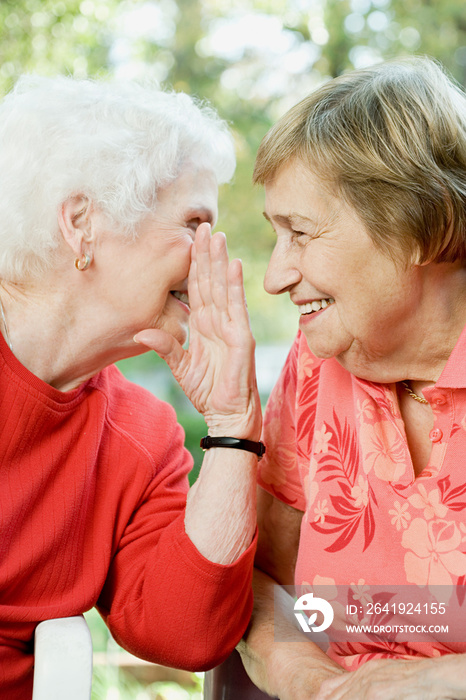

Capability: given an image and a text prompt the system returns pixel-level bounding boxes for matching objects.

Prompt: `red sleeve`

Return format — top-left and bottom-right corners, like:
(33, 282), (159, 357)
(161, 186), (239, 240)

(258, 333), (307, 511)
(97, 415), (257, 671)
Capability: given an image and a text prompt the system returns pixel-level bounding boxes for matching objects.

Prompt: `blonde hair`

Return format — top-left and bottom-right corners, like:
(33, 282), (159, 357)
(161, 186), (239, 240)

(254, 57), (466, 264)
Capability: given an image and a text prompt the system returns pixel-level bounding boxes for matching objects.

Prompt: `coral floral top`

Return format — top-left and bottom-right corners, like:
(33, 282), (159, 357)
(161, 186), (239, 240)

(258, 328), (466, 669)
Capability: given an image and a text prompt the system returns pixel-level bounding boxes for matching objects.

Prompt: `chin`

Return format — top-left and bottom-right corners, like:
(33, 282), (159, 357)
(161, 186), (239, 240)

(304, 337), (351, 362)
(303, 338), (338, 360)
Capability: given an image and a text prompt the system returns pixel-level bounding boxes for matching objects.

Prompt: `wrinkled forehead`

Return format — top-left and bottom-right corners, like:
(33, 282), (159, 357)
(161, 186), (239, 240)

(159, 167), (219, 225)
(263, 158), (340, 221)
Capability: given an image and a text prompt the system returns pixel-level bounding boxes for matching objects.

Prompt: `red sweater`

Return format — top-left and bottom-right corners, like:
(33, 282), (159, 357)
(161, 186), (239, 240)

(0, 334), (256, 698)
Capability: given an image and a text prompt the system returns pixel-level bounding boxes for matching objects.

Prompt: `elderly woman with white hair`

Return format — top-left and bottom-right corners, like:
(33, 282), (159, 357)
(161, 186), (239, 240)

(0, 76), (262, 698)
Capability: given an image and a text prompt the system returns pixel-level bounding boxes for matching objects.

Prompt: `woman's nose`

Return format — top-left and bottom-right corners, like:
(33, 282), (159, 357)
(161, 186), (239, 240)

(264, 243), (301, 295)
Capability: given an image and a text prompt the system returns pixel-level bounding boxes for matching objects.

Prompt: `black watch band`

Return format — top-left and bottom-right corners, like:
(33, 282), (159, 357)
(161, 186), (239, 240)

(200, 436), (266, 460)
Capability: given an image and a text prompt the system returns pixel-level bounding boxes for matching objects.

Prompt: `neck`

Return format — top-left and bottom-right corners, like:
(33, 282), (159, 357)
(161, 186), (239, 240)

(338, 261), (466, 384)
(0, 277), (146, 392)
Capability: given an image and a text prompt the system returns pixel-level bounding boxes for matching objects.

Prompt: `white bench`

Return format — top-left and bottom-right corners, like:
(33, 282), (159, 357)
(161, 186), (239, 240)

(33, 616), (93, 700)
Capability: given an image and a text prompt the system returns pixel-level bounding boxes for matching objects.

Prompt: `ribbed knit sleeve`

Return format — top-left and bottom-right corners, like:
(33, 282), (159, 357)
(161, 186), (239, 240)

(96, 412), (257, 670)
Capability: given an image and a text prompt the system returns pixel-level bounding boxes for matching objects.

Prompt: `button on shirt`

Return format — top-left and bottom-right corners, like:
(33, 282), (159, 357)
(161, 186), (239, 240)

(429, 428), (443, 442)
(258, 327), (466, 670)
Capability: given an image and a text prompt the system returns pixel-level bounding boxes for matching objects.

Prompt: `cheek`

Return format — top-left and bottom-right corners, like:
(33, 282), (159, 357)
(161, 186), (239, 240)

(171, 238), (193, 273)
(154, 240), (192, 286)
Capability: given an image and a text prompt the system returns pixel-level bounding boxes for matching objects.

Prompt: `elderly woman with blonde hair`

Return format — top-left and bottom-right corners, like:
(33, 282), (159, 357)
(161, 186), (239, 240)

(0, 75), (262, 698)
(238, 57), (466, 699)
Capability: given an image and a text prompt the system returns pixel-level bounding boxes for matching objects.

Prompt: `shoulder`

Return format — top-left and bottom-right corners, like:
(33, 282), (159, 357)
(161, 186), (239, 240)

(94, 364), (178, 430)
(259, 333), (324, 508)
(291, 332), (353, 400)
(271, 332), (325, 405)
(90, 364), (190, 473)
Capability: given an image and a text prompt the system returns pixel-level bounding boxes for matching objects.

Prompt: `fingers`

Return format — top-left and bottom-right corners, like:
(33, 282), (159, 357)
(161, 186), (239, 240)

(228, 257), (253, 334)
(191, 223), (213, 309)
(192, 224), (229, 311)
(190, 223), (250, 331)
(187, 224), (207, 312)
(210, 232), (229, 313)
(133, 328), (185, 374)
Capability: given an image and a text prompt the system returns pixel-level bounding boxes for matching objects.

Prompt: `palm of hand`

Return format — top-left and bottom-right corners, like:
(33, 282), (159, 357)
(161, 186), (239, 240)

(134, 224), (260, 437)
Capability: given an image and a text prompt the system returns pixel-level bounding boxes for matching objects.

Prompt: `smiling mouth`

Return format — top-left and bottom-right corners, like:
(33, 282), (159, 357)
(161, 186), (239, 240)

(298, 298), (335, 315)
(171, 291), (190, 307)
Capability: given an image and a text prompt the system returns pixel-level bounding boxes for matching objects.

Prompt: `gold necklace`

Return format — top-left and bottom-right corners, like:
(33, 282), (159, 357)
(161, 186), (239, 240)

(400, 381), (428, 405)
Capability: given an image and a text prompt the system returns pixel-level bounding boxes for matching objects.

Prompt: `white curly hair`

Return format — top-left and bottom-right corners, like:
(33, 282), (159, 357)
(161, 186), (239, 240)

(0, 74), (236, 280)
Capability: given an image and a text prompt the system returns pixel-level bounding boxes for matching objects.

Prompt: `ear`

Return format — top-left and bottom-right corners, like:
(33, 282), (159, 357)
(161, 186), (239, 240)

(58, 195), (94, 258)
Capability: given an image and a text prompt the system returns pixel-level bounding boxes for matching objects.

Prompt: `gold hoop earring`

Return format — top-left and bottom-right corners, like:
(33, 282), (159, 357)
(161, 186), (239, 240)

(74, 253), (91, 271)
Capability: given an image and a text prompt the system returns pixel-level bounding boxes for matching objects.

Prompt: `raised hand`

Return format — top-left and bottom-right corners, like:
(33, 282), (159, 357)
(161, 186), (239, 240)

(134, 223), (261, 440)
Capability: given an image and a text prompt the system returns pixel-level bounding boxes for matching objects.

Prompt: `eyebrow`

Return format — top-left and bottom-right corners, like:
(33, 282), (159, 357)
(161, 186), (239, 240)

(263, 211), (319, 228)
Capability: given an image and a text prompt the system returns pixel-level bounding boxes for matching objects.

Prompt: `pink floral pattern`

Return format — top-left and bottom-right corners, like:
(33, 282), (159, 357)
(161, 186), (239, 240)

(408, 485), (448, 520)
(388, 500), (411, 530)
(460, 412), (466, 432)
(351, 476), (369, 508)
(297, 347), (316, 382)
(359, 419), (406, 481)
(314, 424), (333, 454)
(309, 408), (378, 553)
(356, 398), (375, 425)
(258, 330), (466, 663)
(313, 499), (329, 524)
(402, 519), (466, 600)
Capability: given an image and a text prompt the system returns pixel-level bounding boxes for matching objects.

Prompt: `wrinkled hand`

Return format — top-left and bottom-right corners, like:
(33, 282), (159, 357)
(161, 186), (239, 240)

(134, 223), (261, 438)
(263, 650), (345, 700)
(315, 654), (466, 700)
